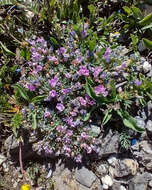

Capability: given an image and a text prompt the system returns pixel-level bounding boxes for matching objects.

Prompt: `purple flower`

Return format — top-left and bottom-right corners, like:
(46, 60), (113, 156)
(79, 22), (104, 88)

(49, 75), (59, 88)
(75, 154), (82, 163)
(63, 116), (74, 127)
(70, 111), (77, 117)
(81, 29), (87, 38)
(121, 62), (127, 69)
(134, 79), (142, 86)
(104, 47), (111, 62)
(26, 84), (36, 91)
(65, 73), (72, 79)
(32, 52), (42, 62)
(79, 97), (87, 106)
(93, 67), (102, 78)
(49, 90), (57, 97)
(78, 66), (89, 76)
(81, 132), (88, 139)
(59, 47), (67, 54)
(61, 88), (71, 95)
(30, 47), (36, 53)
(67, 130), (73, 136)
(44, 111), (51, 118)
(86, 146), (92, 154)
(48, 56), (58, 62)
(94, 85), (108, 97)
(32, 65), (42, 74)
(80, 109), (87, 115)
(56, 103), (65, 112)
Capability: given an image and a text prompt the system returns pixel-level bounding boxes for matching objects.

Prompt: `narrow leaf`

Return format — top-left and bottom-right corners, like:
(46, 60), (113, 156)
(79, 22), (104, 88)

(0, 41), (15, 56)
(139, 12), (152, 26)
(32, 112), (37, 129)
(13, 84), (29, 101)
(143, 38), (152, 50)
(31, 95), (47, 103)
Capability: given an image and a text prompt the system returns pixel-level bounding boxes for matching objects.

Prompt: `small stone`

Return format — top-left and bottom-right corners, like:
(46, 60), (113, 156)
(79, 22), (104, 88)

(146, 120), (152, 136)
(109, 166), (115, 177)
(149, 180), (152, 187)
(107, 156), (117, 167)
(129, 182), (147, 190)
(140, 141), (152, 154)
(0, 154), (6, 165)
(99, 131), (119, 157)
(96, 164), (108, 176)
(101, 175), (113, 189)
(75, 167), (96, 188)
(123, 159), (138, 175)
(90, 125), (101, 137)
(120, 185), (126, 190)
(114, 159), (138, 178)
(102, 184), (108, 189)
(138, 41), (146, 52)
(13, 181), (18, 188)
(135, 116), (145, 129)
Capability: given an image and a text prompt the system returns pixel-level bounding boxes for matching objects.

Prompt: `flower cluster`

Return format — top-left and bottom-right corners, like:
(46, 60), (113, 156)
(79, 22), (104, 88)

(18, 24), (151, 162)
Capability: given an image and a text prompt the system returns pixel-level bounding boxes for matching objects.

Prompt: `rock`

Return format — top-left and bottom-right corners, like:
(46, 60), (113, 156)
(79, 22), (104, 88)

(120, 186), (127, 190)
(99, 130), (119, 157)
(138, 41), (146, 52)
(90, 125), (101, 137)
(107, 156), (117, 167)
(114, 159), (138, 178)
(149, 180), (152, 187)
(146, 120), (152, 137)
(101, 175), (113, 189)
(96, 163), (108, 176)
(129, 172), (152, 190)
(143, 61), (152, 73)
(129, 182), (147, 190)
(75, 167), (96, 188)
(141, 155), (152, 170)
(112, 182), (121, 190)
(135, 116), (145, 129)
(0, 154), (6, 165)
(140, 141), (152, 154)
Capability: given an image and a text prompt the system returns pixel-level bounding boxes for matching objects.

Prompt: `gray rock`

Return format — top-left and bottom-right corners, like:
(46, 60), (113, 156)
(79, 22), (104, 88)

(138, 41), (146, 52)
(112, 182), (121, 190)
(98, 130), (119, 157)
(146, 120), (152, 137)
(90, 125), (101, 137)
(135, 116), (145, 129)
(75, 167), (96, 188)
(101, 175), (113, 189)
(96, 164), (108, 176)
(0, 154), (6, 165)
(149, 180), (152, 187)
(129, 182), (147, 190)
(140, 141), (152, 154)
(114, 159), (138, 178)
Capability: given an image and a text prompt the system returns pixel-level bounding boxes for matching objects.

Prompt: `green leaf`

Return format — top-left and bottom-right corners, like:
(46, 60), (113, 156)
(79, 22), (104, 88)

(50, 37), (59, 47)
(12, 84), (29, 102)
(117, 110), (145, 133)
(102, 109), (112, 126)
(85, 78), (108, 104)
(0, 41), (15, 56)
(83, 107), (95, 121)
(32, 112), (37, 129)
(139, 12), (152, 26)
(31, 95), (47, 103)
(141, 23), (152, 30)
(109, 79), (117, 101)
(50, 0), (56, 7)
(123, 6), (132, 15)
(88, 39), (96, 52)
(143, 38), (152, 50)
(132, 6), (142, 19)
